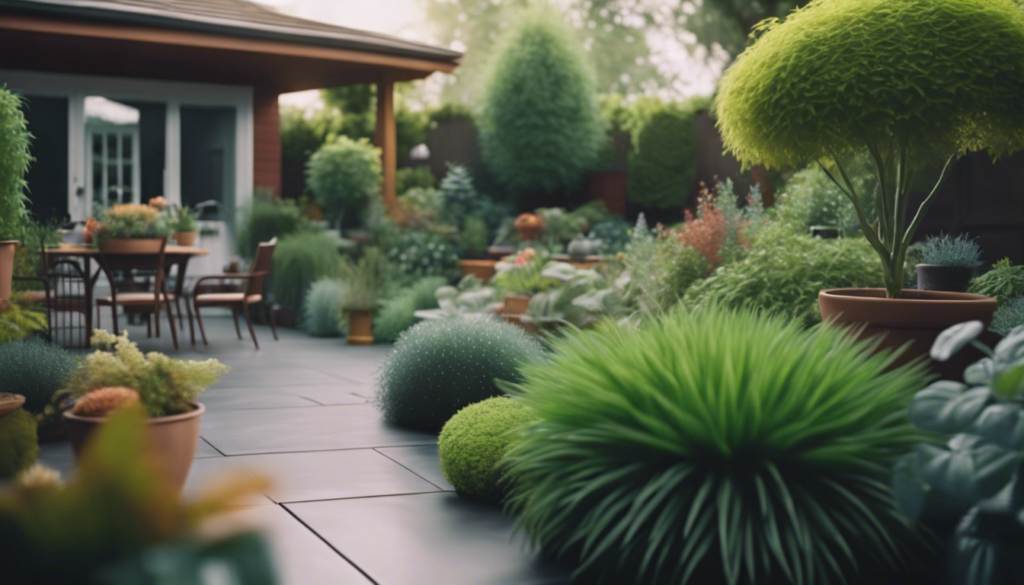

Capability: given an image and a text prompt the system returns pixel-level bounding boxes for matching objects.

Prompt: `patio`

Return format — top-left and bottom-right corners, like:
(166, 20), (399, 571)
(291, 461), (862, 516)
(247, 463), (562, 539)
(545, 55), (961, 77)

(37, 315), (571, 585)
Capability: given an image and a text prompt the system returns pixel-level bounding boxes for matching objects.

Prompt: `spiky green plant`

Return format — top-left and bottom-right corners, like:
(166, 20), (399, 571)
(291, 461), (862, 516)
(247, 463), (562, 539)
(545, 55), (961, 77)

(715, 0), (1024, 298)
(504, 306), (931, 585)
(919, 234), (982, 267)
(968, 258), (1024, 305)
(373, 318), (544, 433)
(0, 338), (76, 414)
(438, 397), (538, 503)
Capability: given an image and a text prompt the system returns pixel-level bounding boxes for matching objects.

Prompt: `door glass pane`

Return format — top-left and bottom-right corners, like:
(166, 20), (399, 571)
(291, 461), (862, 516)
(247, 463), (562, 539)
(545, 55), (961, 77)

(107, 134), (118, 161)
(84, 96), (163, 212)
(122, 135), (132, 160)
(93, 133), (103, 157)
(180, 105), (236, 222)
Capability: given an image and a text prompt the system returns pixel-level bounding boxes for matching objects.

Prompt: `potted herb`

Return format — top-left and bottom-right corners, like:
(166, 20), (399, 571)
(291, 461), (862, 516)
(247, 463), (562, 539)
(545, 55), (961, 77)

(917, 234), (982, 293)
(95, 204), (172, 253)
(60, 330), (228, 492)
(338, 247), (388, 345)
(0, 88), (32, 305)
(715, 0), (1024, 367)
(171, 205), (198, 247)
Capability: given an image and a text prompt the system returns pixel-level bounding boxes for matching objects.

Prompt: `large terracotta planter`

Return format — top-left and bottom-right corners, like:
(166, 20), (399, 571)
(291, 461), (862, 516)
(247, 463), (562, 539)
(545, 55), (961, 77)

(0, 240), (17, 304)
(819, 288), (997, 377)
(174, 231), (198, 247)
(99, 238), (164, 254)
(347, 309), (374, 345)
(460, 259), (498, 281)
(64, 402), (205, 493)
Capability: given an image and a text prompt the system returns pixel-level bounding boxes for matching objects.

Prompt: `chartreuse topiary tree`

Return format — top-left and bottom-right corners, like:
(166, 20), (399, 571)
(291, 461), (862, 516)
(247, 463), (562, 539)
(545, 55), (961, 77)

(504, 305), (932, 585)
(306, 136), (381, 225)
(479, 7), (604, 201)
(438, 397), (538, 503)
(715, 0), (1024, 298)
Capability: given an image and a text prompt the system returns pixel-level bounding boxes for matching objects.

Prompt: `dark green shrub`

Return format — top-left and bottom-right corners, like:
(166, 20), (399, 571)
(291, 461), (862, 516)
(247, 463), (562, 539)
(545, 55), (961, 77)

(588, 217), (630, 254)
(504, 306), (930, 585)
(0, 87), (31, 240)
(384, 230), (459, 286)
(627, 99), (708, 209)
(374, 276), (447, 343)
(396, 165), (437, 195)
(772, 163), (875, 236)
(715, 0), (1024, 298)
(969, 258), (1024, 305)
(302, 278), (346, 337)
(0, 409), (37, 479)
(479, 8), (604, 199)
(439, 165), (479, 226)
(0, 339), (75, 414)
(236, 197), (306, 259)
(459, 217), (489, 259)
(269, 231), (340, 315)
(683, 227), (881, 326)
(438, 397), (538, 503)
(373, 318), (544, 433)
(306, 136), (382, 224)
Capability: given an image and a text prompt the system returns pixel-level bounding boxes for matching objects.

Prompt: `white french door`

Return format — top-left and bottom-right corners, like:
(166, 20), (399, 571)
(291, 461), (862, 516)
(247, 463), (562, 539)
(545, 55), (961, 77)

(86, 127), (141, 208)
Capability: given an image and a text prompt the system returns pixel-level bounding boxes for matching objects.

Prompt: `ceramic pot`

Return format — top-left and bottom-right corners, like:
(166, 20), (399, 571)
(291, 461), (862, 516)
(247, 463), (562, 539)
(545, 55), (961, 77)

(64, 402), (205, 493)
(504, 294), (532, 315)
(174, 231), (198, 247)
(0, 393), (25, 416)
(347, 309), (374, 345)
(0, 240), (16, 304)
(460, 259), (498, 281)
(916, 265), (974, 293)
(99, 238), (164, 254)
(819, 288), (997, 377)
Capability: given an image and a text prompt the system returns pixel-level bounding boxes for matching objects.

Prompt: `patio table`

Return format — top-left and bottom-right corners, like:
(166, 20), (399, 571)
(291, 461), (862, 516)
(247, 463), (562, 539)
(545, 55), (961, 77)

(46, 243), (209, 343)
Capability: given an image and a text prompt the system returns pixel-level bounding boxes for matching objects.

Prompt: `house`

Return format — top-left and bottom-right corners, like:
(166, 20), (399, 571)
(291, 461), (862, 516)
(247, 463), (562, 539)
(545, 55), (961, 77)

(0, 0), (460, 267)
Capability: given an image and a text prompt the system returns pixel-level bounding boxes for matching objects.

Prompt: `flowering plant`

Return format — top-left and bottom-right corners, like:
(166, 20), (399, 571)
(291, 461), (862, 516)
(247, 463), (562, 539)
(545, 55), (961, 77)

(61, 330), (229, 417)
(95, 204), (171, 242)
(492, 248), (557, 295)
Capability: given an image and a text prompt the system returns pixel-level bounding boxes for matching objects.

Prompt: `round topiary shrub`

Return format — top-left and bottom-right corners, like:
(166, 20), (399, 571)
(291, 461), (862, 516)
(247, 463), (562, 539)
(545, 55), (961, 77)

(373, 318), (544, 433)
(504, 306), (931, 585)
(303, 278), (347, 337)
(479, 7), (604, 200)
(0, 409), (38, 479)
(0, 338), (76, 414)
(438, 397), (538, 503)
(306, 136), (382, 224)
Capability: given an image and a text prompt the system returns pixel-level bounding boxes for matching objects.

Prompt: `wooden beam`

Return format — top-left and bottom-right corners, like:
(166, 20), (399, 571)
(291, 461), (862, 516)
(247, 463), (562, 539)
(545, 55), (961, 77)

(376, 78), (399, 219)
(253, 87), (282, 197)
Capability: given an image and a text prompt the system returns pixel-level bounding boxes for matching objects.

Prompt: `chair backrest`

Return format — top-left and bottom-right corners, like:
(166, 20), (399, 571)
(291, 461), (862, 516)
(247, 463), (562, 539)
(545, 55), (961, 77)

(246, 238), (277, 297)
(96, 238), (169, 303)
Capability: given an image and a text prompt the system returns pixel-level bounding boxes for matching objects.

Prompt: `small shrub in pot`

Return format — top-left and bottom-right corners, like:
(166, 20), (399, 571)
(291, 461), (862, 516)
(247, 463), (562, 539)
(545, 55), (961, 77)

(916, 234), (982, 293)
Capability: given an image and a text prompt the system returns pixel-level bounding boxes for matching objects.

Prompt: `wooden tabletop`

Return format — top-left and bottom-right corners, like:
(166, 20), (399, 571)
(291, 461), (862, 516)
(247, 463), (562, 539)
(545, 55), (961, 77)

(48, 243), (210, 256)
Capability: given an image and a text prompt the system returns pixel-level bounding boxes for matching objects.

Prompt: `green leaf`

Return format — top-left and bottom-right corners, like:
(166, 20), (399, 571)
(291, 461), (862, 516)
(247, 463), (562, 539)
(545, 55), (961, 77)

(974, 403), (1024, 450)
(931, 321), (985, 362)
(916, 437), (1017, 506)
(993, 363), (1024, 398)
(909, 382), (990, 433)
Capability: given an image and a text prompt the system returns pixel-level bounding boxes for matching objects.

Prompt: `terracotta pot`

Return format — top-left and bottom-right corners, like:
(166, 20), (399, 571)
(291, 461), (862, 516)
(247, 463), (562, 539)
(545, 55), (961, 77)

(174, 231), (198, 247)
(0, 240), (16, 304)
(819, 288), (997, 377)
(504, 294), (532, 315)
(586, 170), (627, 217)
(0, 393), (25, 417)
(64, 402), (205, 493)
(99, 238), (165, 254)
(347, 309), (374, 345)
(516, 225), (544, 242)
(460, 259), (498, 281)
(916, 265), (974, 293)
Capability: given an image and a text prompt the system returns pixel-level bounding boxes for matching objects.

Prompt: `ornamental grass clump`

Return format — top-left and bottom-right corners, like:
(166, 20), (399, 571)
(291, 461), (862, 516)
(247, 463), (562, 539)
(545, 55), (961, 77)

(438, 397), (538, 503)
(920, 234), (982, 268)
(373, 319), (544, 433)
(63, 330), (228, 417)
(504, 306), (931, 585)
(715, 0), (1024, 298)
(302, 278), (347, 337)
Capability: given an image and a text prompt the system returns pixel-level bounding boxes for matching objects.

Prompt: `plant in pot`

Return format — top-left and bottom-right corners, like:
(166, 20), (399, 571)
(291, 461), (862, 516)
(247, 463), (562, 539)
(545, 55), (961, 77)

(94, 204), (172, 253)
(170, 205), (198, 247)
(0, 88), (32, 305)
(491, 248), (555, 315)
(338, 247), (388, 345)
(916, 234), (982, 293)
(59, 329), (228, 492)
(715, 0), (1024, 369)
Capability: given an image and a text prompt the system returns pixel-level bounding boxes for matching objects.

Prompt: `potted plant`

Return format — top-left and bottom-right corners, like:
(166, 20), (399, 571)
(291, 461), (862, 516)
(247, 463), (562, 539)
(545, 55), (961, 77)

(916, 234), (982, 293)
(338, 247), (388, 345)
(171, 205), (198, 246)
(566, 234), (603, 263)
(0, 88), (32, 305)
(59, 330), (229, 492)
(513, 213), (544, 242)
(94, 203), (172, 253)
(492, 248), (553, 314)
(715, 0), (1024, 367)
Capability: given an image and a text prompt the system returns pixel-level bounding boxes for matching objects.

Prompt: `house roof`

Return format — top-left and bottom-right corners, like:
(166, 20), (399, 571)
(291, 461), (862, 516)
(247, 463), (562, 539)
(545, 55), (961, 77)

(0, 0), (461, 64)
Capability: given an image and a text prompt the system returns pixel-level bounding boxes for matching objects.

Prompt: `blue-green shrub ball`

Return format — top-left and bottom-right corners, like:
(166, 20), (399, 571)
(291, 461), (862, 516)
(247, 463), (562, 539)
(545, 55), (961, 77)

(439, 397), (538, 503)
(0, 339), (76, 413)
(373, 318), (544, 433)
(0, 409), (38, 479)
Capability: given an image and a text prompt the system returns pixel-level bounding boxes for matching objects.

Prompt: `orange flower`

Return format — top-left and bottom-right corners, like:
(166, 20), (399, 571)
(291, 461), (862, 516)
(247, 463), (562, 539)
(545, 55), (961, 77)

(148, 196), (167, 209)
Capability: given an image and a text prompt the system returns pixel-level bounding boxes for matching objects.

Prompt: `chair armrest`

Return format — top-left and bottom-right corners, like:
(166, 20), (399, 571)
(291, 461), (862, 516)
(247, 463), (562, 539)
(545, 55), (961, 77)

(193, 272), (269, 294)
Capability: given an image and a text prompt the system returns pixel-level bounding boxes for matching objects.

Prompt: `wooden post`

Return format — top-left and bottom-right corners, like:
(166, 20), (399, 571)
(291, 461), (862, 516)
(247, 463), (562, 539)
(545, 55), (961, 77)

(375, 78), (398, 218)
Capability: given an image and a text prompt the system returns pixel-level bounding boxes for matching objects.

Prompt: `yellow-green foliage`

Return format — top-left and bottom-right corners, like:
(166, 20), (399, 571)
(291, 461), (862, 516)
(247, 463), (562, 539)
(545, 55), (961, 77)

(63, 330), (229, 417)
(438, 397), (538, 503)
(627, 98), (709, 209)
(0, 409), (37, 479)
(0, 87), (31, 239)
(969, 258), (1024, 305)
(716, 0), (1024, 170)
(0, 296), (47, 344)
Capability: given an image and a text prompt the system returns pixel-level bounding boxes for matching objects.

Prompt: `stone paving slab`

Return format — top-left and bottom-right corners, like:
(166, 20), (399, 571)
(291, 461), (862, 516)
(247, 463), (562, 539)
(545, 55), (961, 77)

(376, 445), (455, 491)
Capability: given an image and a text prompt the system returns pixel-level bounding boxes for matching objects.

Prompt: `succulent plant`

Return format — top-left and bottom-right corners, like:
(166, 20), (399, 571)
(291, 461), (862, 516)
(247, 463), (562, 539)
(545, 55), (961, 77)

(72, 387), (141, 418)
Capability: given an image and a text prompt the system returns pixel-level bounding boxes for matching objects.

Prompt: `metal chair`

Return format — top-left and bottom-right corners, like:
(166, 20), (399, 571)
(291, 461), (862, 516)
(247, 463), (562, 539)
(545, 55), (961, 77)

(192, 238), (277, 349)
(13, 238), (92, 347)
(95, 238), (179, 350)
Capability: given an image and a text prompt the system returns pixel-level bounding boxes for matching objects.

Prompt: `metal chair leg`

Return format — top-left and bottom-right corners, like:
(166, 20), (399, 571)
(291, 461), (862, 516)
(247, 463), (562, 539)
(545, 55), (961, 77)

(232, 309), (242, 340)
(242, 302), (259, 350)
(163, 284), (178, 350)
(194, 301), (209, 346)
